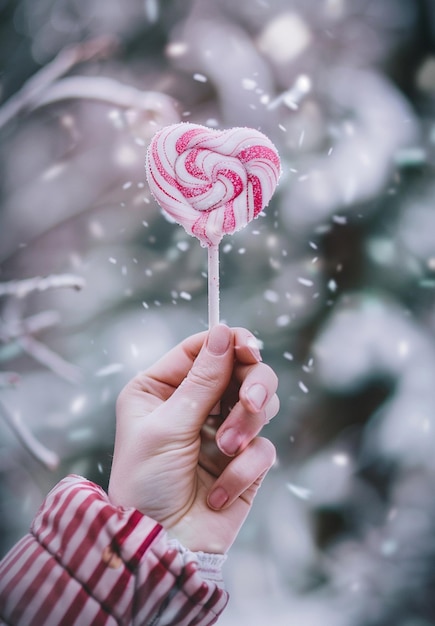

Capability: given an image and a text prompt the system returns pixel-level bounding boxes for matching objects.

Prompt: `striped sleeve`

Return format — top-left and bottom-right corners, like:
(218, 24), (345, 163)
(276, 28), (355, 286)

(0, 475), (229, 626)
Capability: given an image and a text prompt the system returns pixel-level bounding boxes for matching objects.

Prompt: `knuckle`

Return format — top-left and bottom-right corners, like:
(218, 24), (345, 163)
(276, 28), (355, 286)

(185, 362), (220, 391)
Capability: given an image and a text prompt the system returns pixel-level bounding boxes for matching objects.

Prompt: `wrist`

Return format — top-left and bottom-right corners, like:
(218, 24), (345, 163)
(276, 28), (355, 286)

(166, 518), (229, 555)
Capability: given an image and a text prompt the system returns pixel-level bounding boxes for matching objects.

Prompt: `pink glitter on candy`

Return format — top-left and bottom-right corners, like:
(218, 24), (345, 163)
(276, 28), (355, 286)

(223, 202), (236, 232)
(249, 174), (263, 217)
(238, 145), (281, 170)
(218, 168), (243, 200)
(175, 128), (204, 155)
(184, 148), (208, 181)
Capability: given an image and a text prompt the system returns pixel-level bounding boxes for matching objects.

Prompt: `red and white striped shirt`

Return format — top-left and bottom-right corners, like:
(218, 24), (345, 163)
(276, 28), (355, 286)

(0, 475), (228, 625)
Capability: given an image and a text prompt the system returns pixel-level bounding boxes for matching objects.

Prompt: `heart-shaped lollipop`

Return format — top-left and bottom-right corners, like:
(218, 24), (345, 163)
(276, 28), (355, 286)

(146, 123), (281, 247)
(145, 122), (281, 327)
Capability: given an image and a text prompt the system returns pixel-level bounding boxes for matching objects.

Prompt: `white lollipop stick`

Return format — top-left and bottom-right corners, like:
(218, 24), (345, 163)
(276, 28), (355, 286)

(208, 243), (221, 415)
(208, 244), (220, 328)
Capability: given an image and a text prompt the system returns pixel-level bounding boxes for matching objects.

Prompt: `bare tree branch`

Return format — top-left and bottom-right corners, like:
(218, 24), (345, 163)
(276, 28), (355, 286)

(0, 35), (119, 130)
(0, 311), (60, 343)
(31, 76), (180, 122)
(0, 274), (85, 298)
(0, 399), (60, 471)
(17, 335), (82, 384)
(0, 275), (84, 382)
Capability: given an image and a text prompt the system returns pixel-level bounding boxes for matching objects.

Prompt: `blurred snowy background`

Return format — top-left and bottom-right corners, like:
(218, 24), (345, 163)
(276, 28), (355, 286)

(1, 0), (435, 624)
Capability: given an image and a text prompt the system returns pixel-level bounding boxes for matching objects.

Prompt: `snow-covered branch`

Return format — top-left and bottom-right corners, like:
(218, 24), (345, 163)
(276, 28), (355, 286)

(0, 274), (85, 298)
(0, 400), (60, 471)
(0, 35), (119, 130)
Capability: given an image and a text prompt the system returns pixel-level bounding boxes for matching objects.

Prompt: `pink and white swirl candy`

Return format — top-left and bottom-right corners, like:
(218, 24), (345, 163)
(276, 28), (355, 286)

(145, 123), (281, 247)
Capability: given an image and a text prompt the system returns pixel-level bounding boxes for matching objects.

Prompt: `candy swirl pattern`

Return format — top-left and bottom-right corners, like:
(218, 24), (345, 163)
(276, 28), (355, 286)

(145, 123), (281, 247)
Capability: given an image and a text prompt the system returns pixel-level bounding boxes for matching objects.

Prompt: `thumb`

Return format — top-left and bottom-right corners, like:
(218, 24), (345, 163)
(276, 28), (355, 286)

(164, 324), (234, 431)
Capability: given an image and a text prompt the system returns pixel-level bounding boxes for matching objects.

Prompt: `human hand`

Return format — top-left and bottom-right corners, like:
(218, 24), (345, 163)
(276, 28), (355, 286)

(108, 324), (279, 554)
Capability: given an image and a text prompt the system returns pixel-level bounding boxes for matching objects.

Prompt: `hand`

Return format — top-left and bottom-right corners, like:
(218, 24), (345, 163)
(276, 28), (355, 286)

(108, 324), (279, 554)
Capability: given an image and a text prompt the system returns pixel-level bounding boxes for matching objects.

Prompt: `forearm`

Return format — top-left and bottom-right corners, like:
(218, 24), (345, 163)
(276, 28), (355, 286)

(0, 475), (228, 626)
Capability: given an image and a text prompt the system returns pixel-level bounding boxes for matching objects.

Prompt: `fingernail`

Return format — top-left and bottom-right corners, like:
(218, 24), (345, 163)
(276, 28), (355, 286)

(218, 428), (242, 456)
(246, 383), (267, 411)
(208, 486), (229, 510)
(246, 335), (262, 361)
(207, 324), (231, 355)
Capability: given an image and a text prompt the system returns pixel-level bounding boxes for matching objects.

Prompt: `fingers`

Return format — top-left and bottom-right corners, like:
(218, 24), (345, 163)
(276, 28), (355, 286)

(233, 327), (263, 363)
(161, 324), (235, 431)
(203, 329), (279, 510)
(216, 360), (279, 456)
(119, 325), (279, 447)
(124, 327), (257, 403)
(207, 437), (276, 510)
